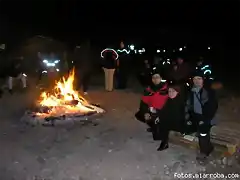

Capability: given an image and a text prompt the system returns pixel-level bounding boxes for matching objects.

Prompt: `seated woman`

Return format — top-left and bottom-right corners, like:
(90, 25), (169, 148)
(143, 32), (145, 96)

(156, 83), (185, 151)
(135, 70), (168, 136)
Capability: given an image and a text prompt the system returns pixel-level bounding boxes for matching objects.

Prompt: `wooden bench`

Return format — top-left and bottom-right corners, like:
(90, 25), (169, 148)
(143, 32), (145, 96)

(169, 125), (240, 156)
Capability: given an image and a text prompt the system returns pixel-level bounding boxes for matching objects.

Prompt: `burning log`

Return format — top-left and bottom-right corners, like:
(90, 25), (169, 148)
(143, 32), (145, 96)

(21, 69), (105, 127)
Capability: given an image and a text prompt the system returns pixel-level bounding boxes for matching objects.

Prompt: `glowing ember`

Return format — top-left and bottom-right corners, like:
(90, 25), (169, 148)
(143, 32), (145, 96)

(37, 69), (104, 117)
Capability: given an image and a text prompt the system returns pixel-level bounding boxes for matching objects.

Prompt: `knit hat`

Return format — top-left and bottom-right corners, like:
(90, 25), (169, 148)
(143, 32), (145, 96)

(192, 70), (204, 78)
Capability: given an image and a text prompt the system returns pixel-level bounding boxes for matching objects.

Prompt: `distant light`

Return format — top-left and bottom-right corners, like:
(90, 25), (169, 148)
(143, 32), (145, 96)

(163, 49), (166, 52)
(72, 61), (74, 63)
(157, 49), (160, 53)
(56, 68), (59, 72)
(134, 50), (137, 54)
(23, 73), (27, 77)
(184, 46), (186, 48)
(179, 48), (183, 51)
(208, 47), (211, 50)
(43, 59), (48, 63)
(142, 48), (145, 52)
(138, 50), (142, 53)
(54, 60), (60, 63)
(173, 50), (175, 52)
(129, 45), (135, 50)
(167, 58), (170, 61)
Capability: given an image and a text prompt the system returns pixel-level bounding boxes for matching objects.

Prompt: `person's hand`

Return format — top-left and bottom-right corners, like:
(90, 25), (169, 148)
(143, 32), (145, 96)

(144, 113), (151, 121)
(155, 117), (160, 124)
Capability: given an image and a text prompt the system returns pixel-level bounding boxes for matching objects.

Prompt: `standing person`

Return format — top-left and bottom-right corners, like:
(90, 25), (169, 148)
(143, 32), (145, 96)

(8, 56), (27, 94)
(175, 57), (191, 82)
(156, 83), (185, 151)
(185, 70), (218, 162)
(101, 47), (118, 92)
(116, 41), (129, 89)
(36, 52), (44, 85)
(135, 70), (168, 134)
(138, 59), (152, 87)
(75, 40), (92, 95)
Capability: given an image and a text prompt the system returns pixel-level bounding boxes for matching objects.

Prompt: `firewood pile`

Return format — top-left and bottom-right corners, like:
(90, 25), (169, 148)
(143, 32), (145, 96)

(21, 104), (104, 127)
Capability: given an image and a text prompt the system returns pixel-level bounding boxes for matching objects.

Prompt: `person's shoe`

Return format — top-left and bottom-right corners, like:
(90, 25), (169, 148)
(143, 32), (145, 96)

(8, 89), (13, 94)
(157, 142), (169, 151)
(83, 92), (88, 95)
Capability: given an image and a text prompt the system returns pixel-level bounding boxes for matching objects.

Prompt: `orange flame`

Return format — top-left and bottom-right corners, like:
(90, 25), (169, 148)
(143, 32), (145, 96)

(38, 69), (104, 116)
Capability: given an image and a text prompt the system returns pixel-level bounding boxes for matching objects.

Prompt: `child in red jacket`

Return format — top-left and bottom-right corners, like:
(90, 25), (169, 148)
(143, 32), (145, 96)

(135, 70), (168, 139)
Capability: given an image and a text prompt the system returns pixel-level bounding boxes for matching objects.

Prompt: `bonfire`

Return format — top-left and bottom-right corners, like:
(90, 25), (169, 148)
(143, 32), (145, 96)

(31, 69), (104, 123)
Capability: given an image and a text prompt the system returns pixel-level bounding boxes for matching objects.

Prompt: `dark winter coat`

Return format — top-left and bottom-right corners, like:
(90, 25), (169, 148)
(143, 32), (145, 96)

(102, 49), (117, 69)
(8, 59), (24, 77)
(175, 62), (191, 81)
(185, 87), (218, 134)
(117, 49), (129, 71)
(157, 94), (185, 133)
(75, 41), (91, 73)
(140, 82), (168, 114)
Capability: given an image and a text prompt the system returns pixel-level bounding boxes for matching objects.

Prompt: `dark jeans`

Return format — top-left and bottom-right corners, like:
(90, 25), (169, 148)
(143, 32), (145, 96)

(198, 130), (213, 155)
(116, 69), (128, 89)
(79, 72), (91, 92)
(135, 111), (162, 140)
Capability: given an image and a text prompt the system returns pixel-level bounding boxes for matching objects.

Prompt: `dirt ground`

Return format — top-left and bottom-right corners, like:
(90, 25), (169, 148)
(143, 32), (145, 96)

(0, 78), (240, 180)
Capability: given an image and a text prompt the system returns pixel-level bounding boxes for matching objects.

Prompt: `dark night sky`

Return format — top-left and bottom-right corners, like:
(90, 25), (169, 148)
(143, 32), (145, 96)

(0, 0), (239, 39)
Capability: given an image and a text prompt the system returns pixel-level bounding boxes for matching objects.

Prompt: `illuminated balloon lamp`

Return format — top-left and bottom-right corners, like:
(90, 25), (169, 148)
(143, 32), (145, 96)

(129, 45), (135, 50)
(101, 48), (119, 60)
(208, 47), (211, 50)
(157, 50), (160, 53)
(179, 48), (183, 51)
(201, 65), (210, 70)
(117, 49), (130, 54)
(163, 50), (166, 52)
(204, 69), (211, 75)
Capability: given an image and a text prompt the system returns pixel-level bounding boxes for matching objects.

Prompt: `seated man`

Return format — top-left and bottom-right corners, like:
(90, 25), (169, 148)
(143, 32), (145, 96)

(185, 70), (218, 162)
(8, 57), (27, 94)
(135, 70), (168, 139)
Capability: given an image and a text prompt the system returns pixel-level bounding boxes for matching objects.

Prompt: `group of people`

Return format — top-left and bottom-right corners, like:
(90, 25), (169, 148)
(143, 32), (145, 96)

(135, 66), (218, 162)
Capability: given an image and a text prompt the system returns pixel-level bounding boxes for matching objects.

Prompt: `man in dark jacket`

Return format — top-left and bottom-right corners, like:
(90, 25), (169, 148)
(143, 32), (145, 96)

(8, 56), (27, 94)
(75, 40), (92, 95)
(116, 41), (129, 89)
(185, 70), (218, 162)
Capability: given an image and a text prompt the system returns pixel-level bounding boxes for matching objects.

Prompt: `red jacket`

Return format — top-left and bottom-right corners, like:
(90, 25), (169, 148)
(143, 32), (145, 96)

(141, 83), (168, 110)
